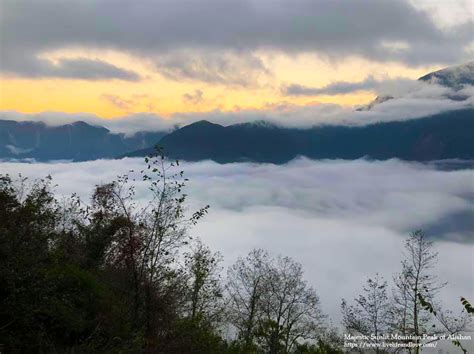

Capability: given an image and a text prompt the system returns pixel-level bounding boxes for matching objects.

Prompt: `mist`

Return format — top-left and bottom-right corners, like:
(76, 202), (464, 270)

(0, 157), (472, 325)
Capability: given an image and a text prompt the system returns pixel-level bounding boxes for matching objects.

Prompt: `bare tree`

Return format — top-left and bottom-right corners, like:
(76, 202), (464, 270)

(392, 230), (446, 351)
(392, 271), (411, 338)
(389, 231), (470, 352)
(226, 248), (270, 351)
(342, 231), (471, 353)
(227, 251), (325, 353)
(341, 274), (392, 352)
(258, 255), (325, 354)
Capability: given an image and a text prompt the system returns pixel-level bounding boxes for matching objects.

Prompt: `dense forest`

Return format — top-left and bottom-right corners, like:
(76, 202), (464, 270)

(0, 152), (472, 353)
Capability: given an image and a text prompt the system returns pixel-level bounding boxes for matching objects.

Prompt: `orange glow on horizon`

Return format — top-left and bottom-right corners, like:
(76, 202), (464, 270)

(0, 49), (442, 119)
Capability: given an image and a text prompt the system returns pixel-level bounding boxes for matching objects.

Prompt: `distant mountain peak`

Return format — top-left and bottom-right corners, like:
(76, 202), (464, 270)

(0, 119), (167, 161)
(418, 61), (474, 88)
(64, 120), (110, 133)
(359, 62), (473, 110)
(189, 120), (222, 127)
(66, 120), (93, 127)
(235, 120), (278, 129)
(125, 108), (474, 163)
(249, 120), (278, 128)
(356, 95), (394, 111)
(179, 120), (224, 132)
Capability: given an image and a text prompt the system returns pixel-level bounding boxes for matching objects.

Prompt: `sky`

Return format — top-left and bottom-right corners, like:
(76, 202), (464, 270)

(0, 0), (473, 123)
(0, 158), (472, 331)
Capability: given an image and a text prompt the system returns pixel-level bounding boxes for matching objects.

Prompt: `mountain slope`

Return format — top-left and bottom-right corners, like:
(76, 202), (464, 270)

(129, 109), (474, 163)
(0, 120), (167, 161)
(358, 61), (473, 110)
(419, 61), (474, 88)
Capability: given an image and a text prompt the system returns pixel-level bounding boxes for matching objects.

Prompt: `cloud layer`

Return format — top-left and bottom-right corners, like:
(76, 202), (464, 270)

(1, 0), (472, 80)
(0, 157), (472, 324)
(0, 57), (141, 81)
(282, 76), (415, 96)
(156, 51), (271, 87)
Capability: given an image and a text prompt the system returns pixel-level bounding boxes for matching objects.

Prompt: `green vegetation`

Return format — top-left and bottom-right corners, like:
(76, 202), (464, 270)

(129, 108), (474, 163)
(0, 154), (471, 353)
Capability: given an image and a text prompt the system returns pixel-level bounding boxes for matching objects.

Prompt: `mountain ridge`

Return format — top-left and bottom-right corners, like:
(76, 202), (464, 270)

(419, 61), (474, 88)
(0, 119), (167, 161)
(1, 62), (473, 163)
(127, 108), (473, 163)
(359, 61), (474, 111)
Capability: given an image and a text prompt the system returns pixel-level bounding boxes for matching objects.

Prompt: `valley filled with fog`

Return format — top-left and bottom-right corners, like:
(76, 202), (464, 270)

(1, 157), (472, 325)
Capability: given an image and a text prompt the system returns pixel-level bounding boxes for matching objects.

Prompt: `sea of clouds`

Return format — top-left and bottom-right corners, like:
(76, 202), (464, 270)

(0, 157), (472, 326)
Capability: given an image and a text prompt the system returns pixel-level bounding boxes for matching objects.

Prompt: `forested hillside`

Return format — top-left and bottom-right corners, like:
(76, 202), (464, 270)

(128, 109), (474, 163)
(0, 120), (166, 161)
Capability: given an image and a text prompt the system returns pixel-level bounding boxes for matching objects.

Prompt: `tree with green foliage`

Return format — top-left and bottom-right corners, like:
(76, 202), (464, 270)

(166, 240), (227, 353)
(0, 151), (213, 353)
(415, 290), (472, 352)
(184, 241), (224, 324)
(0, 174), (119, 351)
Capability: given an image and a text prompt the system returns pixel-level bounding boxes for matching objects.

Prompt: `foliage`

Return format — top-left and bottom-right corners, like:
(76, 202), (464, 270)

(0, 151), (211, 352)
(0, 153), (336, 353)
(1, 154), (469, 353)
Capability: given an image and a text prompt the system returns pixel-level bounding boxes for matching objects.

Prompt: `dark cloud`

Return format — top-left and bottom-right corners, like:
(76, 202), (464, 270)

(183, 89), (204, 105)
(156, 51), (270, 87)
(283, 76), (380, 96)
(100, 94), (135, 110)
(1, 0), (472, 80)
(1, 55), (141, 81)
(282, 77), (421, 96)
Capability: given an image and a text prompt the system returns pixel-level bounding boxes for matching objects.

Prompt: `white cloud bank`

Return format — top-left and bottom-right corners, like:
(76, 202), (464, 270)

(0, 157), (472, 326)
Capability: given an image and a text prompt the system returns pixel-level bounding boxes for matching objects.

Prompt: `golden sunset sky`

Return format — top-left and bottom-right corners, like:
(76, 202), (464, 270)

(0, 52), (443, 118)
(0, 0), (472, 120)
